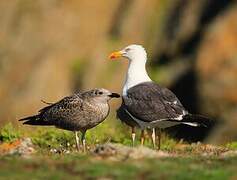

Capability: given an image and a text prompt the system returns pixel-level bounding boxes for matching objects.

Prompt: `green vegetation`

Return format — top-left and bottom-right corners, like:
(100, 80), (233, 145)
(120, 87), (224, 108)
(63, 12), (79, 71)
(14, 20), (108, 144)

(0, 123), (237, 179)
(0, 118), (128, 149)
(0, 154), (237, 179)
(226, 141), (237, 150)
(0, 123), (20, 142)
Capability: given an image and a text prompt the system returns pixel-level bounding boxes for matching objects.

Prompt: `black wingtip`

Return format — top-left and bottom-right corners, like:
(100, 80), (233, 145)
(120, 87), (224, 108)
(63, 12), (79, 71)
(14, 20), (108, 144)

(18, 115), (34, 121)
(19, 115), (52, 126)
(22, 121), (29, 125)
(22, 120), (35, 125)
(183, 114), (214, 127)
(18, 114), (38, 123)
(109, 92), (120, 98)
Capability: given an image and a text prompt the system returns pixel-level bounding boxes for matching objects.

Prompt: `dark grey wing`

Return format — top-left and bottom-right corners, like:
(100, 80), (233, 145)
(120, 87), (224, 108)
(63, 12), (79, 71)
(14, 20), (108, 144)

(159, 87), (188, 116)
(123, 82), (187, 122)
(116, 99), (139, 127)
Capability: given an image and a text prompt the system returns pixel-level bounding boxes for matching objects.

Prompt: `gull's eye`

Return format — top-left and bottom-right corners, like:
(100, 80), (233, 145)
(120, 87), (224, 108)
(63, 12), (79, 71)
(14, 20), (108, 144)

(98, 92), (103, 95)
(125, 48), (130, 52)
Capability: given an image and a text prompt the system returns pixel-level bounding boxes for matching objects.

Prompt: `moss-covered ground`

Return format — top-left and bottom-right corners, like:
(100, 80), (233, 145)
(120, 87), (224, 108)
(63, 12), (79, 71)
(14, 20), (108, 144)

(0, 122), (237, 180)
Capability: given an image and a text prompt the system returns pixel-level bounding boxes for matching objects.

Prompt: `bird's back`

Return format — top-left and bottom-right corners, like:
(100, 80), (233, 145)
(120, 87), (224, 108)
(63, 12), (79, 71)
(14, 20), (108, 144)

(20, 92), (110, 131)
(116, 82), (188, 129)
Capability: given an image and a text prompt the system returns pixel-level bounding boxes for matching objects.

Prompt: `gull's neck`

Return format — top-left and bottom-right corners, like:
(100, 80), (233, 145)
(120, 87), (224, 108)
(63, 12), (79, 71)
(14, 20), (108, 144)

(123, 56), (152, 96)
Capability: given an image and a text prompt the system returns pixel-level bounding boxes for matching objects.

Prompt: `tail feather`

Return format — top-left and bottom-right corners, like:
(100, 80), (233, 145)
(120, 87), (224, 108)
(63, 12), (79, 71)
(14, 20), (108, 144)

(41, 99), (54, 105)
(181, 114), (214, 127)
(19, 114), (38, 121)
(19, 114), (52, 126)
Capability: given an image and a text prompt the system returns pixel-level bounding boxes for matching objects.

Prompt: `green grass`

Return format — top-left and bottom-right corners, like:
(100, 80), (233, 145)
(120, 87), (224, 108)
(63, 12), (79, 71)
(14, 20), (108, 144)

(1, 123), (237, 179)
(226, 142), (237, 150)
(0, 154), (237, 179)
(0, 123), (20, 142)
(0, 118), (129, 150)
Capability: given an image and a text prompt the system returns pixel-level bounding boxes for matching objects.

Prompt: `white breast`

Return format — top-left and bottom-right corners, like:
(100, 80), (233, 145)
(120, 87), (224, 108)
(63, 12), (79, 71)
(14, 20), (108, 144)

(122, 60), (151, 96)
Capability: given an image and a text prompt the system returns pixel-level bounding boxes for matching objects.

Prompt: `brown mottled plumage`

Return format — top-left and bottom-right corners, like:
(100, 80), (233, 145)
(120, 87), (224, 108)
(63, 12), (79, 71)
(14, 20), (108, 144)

(19, 88), (120, 152)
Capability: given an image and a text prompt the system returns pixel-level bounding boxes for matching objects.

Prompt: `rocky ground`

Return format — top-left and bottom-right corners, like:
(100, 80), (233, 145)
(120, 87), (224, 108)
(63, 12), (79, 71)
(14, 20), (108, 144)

(0, 137), (237, 179)
(1, 137), (237, 158)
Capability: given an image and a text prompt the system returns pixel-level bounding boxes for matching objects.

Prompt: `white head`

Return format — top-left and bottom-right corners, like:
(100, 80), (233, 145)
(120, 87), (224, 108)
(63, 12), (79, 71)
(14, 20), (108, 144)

(109, 44), (147, 62)
(109, 44), (152, 95)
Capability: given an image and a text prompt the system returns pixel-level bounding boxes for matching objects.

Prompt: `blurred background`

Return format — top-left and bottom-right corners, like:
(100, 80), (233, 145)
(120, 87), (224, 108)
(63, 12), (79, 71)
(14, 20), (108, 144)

(0, 0), (236, 144)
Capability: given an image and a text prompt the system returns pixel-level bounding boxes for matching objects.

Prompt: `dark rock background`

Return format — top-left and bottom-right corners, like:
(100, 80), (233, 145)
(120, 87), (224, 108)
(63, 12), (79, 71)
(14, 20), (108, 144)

(0, 0), (236, 144)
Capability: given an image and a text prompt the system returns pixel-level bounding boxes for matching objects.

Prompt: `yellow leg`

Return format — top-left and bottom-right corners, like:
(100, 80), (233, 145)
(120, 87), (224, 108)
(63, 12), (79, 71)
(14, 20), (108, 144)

(157, 128), (161, 150)
(132, 127), (135, 147)
(81, 131), (86, 153)
(75, 131), (80, 151)
(151, 128), (156, 149)
(140, 130), (145, 146)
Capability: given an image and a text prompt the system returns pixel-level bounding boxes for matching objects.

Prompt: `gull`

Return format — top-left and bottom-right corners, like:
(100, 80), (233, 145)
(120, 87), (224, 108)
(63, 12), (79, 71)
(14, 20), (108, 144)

(19, 88), (120, 152)
(109, 44), (211, 149)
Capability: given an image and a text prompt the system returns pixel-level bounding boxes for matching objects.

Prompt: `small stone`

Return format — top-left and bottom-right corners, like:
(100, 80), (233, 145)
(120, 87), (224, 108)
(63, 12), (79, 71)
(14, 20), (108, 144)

(50, 148), (58, 153)
(0, 138), (35, 157)
(93, 143), (171, 160)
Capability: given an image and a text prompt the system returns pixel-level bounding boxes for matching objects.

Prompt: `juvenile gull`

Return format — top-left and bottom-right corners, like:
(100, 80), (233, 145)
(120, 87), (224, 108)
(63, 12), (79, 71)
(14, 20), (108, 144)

(19, 88), (120, 152)
(109, 44), (212, 149)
